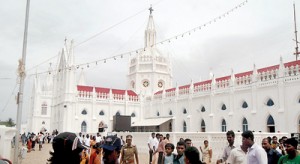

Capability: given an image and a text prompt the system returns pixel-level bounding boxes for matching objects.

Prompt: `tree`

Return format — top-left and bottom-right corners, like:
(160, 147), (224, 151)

(7, 118), (15, 127)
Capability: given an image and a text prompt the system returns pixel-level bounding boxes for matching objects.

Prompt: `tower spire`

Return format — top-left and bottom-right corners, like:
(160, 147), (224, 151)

(145, 5), (156, 48)
(149, 5), (154, 15)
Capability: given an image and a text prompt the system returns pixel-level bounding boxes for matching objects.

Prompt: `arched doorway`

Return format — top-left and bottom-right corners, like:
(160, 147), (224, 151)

(98, 121), (106, 132)
(267, 115), (275, 133)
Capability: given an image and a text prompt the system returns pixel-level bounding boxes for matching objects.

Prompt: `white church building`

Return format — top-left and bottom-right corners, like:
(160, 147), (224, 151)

(27, 10), (300, 134)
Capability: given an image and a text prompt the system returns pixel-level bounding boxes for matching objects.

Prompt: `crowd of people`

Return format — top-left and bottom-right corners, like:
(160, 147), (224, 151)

(48, 132), (138, 164)
(9, 129), (300, 164)
(146, 131), (300, 164)
(10, 129), (59, 153)
(48, 130), (300, 164)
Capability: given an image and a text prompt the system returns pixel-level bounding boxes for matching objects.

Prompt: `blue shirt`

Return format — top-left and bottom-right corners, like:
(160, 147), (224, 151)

(265, 148), (281, 164)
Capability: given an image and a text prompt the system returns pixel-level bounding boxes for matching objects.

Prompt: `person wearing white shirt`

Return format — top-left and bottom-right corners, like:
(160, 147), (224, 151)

(148, 132), (159, 164)
(227, 144), (248, 164)
(96, 133), (102, 143)
(78, 132), (83, 144)
(217, 130), (237, 164)
(242, 131), (267, 164)
(85, 134), (90, 147)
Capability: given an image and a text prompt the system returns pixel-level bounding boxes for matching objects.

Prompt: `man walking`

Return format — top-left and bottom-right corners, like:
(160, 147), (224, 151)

(120, 135), (139, 164)
(147, 132), (158, 164)
(242, 130), (267, 164)
(173, 141), (186, 164)
(217, 130), (237, 164)
(278, 138), (300, 163)
(261, 137), (281, 164)
(154, 134), (165, 164)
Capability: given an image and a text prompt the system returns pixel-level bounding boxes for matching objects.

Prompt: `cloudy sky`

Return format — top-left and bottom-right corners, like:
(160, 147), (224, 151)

(0, 0), (298, 122)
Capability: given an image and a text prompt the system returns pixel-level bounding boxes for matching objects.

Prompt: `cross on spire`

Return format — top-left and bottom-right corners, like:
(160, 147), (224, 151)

(149, 5), (154, 15)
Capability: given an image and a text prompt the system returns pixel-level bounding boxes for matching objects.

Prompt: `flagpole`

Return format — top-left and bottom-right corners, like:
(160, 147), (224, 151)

(14, 0), (30, 163)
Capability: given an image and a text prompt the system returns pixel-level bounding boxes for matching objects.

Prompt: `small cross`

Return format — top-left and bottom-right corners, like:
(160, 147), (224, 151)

(149, 5), (154, 15)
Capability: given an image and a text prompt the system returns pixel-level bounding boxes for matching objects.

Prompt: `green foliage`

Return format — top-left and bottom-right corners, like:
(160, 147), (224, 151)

(0, 118), (16, 127)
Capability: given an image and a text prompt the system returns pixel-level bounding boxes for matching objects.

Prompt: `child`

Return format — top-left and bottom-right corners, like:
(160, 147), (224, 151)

(164, 143), (175, 164)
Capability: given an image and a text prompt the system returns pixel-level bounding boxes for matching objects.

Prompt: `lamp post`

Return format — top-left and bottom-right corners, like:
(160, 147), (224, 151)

(14, 0), (30, 163)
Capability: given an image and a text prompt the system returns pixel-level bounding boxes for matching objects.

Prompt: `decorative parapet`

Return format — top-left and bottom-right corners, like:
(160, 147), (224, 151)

(150, 60), (300, 101)
(178, 85), (190, 95)
(165, 88), (176, 97)
(76, 85), (139, 102)
(194, 80), (212, 93)
(215, 76), (230, 89)
(285, 64), (300, 76)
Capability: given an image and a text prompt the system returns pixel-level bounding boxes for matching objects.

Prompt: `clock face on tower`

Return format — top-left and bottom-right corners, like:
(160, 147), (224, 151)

(158, 81), (163, 88)
(143, 80), (149, 87)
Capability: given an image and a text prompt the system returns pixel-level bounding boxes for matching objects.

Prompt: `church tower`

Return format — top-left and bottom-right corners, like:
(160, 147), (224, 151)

(27, 64), (53, 133)
(51, 40), (77, 132)
(127, 7), (173, 96)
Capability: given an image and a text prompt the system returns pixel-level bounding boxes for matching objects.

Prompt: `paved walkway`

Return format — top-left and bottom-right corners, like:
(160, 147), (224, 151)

(20, 143), (52, 164)
(20, 143), (148, 164)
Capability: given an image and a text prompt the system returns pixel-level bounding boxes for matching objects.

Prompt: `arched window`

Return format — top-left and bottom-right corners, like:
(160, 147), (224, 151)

(116, 111), (120, 116)
(267, 99), (274, 106)
(242, 118), (248, 132)
(201, 106), (206, 112)
(81, 109), (87, 115)
(221, 119), (227, 132)
(221, 104), (227, 110)
(242, 101), (248, 108)
(99, 110), (105, 116)
(169, 110), (172, 115)
(267, 115), (275, 133)
(169, 122), (172, 132)
(131, 112), (136, 117)
(183, 108), (187, 114)
(81, 121), (87, 132)
(41, 102), (47, 115)
(42, 121), (45, 125)
(201, 119), (206, 132)
(183, 121), (187, 132)
(157, 112), (160, 116)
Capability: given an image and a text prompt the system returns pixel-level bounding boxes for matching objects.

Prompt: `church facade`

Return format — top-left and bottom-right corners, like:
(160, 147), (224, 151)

(27, 11), (300, 134)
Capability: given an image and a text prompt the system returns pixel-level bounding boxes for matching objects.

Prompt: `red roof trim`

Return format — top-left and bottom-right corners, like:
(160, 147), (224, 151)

(258, 65), (279, 73)
(179, 84), (190, 89)
(284, 60), (300, 67)
(216, 76), (231, 82)
(194, 80), (212, 86)
(166, 88), (176, 92)
(95, 87), (110, 93)
(77, 85), (93, 92)
(127, 90), (138, 96)
(235, 71), (253, 78)
(112, 89), (125, 95)
(154, 90), (163, 95)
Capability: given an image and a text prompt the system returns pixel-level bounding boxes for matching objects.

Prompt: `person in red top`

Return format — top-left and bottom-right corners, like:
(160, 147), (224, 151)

(89, 143), (101, 164)
(154, 134), (165, 164)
